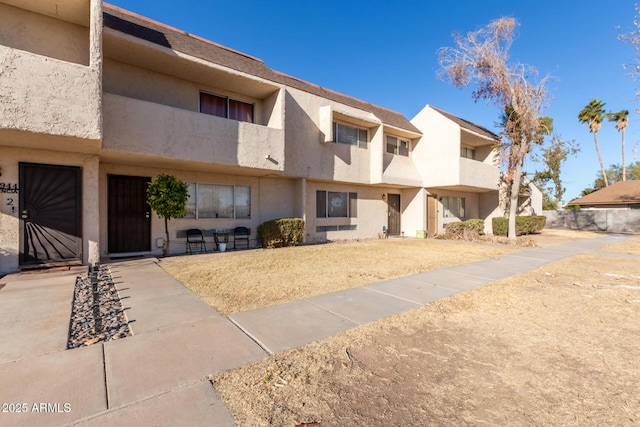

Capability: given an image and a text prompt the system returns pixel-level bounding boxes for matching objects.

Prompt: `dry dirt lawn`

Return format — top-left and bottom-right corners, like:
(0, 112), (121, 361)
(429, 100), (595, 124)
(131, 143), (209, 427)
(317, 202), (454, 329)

(206, 232), (640, 426)
(159, 238), (520, 315)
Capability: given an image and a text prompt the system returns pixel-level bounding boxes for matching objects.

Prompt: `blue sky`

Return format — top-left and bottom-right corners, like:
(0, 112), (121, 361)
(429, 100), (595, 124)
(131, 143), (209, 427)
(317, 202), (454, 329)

(109, 0), (640, 203)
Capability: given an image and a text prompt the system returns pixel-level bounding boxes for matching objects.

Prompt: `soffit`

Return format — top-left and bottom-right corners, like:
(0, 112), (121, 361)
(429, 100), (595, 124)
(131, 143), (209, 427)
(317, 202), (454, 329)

(3, 0), (89, 26)
(103, 30), (281, 99)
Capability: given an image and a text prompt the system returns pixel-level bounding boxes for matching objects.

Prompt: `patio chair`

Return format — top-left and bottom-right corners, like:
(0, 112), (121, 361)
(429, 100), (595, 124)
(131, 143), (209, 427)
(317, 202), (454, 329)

(186, 229), (207, 254)
(233, 226), (250, 249)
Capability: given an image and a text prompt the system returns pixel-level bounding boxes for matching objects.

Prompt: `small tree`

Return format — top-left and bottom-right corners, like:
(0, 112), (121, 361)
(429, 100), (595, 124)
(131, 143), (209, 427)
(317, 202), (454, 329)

(146, 174), (189, 256)
(532, 133), (580, 208)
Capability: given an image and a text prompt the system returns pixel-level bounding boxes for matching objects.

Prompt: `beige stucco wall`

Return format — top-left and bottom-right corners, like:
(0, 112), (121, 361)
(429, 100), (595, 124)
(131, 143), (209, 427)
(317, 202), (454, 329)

(479, 190), (501, 234)
(0, 46), (101, 141)
(0, 2), (90, 65)
(431, 189), (481, 234)
(400, 187), (427, 237)
(305, 181), (421, 243)
(257, 177), (298, 223)
(411, 105), (499, 190)
(284, 88), (376, 184)
(102, 93), (285, 171)
(103, 59), (278, 128)
(98, 165), (307, 256)
(0, 146), (100, 275)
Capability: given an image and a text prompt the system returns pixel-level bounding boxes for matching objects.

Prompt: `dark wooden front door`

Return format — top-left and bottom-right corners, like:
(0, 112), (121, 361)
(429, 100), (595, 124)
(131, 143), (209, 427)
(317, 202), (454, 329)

(19, 163), (82, 265)
(108, 175), (151, 253)
(387, 193), (401, 235)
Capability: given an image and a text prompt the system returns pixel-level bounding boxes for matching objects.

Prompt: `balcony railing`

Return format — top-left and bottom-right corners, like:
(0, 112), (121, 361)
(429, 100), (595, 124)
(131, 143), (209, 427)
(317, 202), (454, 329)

(0, 46), (101, 140)
(459, 157), (499, 190)
(103, 94), (285, 171)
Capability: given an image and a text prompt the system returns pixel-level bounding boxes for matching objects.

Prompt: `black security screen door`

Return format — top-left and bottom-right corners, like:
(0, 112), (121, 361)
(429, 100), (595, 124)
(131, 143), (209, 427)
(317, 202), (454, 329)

(19, 163), (82, 265)
(108, 175), (151, 253)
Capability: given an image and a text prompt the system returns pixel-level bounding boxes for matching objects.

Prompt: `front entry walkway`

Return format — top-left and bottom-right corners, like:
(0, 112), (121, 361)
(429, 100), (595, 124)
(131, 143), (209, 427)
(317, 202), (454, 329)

(0, 233), (633, 425)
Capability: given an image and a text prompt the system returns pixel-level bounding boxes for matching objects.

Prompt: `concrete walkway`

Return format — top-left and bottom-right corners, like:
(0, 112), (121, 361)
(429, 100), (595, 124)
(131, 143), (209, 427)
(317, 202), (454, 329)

(0, 233), (633, 426)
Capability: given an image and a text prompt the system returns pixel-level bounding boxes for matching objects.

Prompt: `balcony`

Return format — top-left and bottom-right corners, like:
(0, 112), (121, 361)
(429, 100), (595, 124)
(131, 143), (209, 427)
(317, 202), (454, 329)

(380, 154), (423, 187)
(458, 157), (499, 190)
(103, 94), (285, 172)
(0, 46), (101, 142)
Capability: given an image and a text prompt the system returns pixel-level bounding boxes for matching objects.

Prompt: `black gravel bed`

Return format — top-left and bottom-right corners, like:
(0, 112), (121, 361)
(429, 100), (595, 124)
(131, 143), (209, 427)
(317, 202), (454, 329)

(67, 264), (131, 349)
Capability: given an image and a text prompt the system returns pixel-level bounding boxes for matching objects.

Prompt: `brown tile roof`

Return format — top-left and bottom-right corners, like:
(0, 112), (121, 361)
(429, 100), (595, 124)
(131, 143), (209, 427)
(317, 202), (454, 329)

(569, 180), (640, 206)
(430, 106), (500, 141)
(103, 4), (421, 134)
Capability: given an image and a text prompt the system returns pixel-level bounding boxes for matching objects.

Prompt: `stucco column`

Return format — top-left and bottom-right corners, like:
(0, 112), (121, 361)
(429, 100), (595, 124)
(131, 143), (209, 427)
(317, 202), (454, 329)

(296, 178), (307, 243)
(83, 155), (100, 266)
(89, 0), (103, 70)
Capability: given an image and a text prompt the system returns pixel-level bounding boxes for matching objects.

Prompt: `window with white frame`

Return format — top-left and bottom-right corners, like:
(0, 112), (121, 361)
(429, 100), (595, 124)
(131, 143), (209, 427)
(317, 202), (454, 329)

(316, 190), (357, 218)
(386, 136), (410, 156)
(200, 92), (254, 123)
(460, 146), (475, 159)
(184, 183), (251, 219)
(442, 196), (465, 219)
(333, 122), (368, 148)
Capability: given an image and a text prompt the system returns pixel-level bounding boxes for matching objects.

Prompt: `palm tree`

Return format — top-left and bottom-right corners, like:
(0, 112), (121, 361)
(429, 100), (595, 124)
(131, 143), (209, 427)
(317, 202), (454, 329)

(578, 98), (608, 186)
(607, 109), (630, 181)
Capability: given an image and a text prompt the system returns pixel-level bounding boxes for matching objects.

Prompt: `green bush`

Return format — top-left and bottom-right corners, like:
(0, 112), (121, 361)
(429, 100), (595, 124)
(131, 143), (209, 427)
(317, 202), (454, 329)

(492, 216), (547, 236)
(463, 219), (485, 234)
(444, 219), (485, 239)
(257, 218), (305, 248)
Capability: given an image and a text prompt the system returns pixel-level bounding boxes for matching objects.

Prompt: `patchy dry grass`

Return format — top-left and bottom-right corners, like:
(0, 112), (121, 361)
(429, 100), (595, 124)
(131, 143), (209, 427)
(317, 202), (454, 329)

(599, 233), (640, 255)
(160, 238), (520, 315)
(213, 235), (640, 426)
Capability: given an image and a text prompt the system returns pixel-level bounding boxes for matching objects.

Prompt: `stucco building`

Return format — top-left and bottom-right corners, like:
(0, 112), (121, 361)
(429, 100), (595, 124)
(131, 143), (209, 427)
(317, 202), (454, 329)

(1, 0), (514, 275)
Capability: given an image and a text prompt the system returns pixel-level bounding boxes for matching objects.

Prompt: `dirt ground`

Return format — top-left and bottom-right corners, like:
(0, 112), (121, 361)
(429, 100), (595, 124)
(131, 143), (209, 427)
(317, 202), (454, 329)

(212, 233), (640, 426)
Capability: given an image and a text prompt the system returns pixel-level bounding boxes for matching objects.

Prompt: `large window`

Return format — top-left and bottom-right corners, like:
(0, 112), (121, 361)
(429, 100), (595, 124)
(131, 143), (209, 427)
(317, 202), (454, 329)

(386, 136), (410, 156)
(333, 122), (368, 148)
(316, 190), (357, 218)
(184, 183), (251, 219)
(200, 92), (254, 123)
(442, 196), (465, 219)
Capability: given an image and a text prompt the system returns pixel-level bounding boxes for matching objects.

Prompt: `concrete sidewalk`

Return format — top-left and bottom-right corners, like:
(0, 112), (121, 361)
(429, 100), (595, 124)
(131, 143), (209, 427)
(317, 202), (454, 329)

(0, 233), (633, 426)
(229, 233), (634, 354)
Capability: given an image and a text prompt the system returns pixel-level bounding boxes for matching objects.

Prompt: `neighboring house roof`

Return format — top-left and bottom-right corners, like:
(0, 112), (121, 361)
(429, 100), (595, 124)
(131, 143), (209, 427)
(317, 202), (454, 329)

(430, 105), (500, 141)
(568, 180), (640, 206)
(102, 4), (421, 135)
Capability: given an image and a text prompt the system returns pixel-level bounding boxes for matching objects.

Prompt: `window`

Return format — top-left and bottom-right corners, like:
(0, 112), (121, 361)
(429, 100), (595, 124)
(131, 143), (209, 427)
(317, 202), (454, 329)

(442, 196), (465, 219)
(386, 136), (410, 156)
(333, 122), (368, 148)
(316, 190), (357, 218)
(183, 183), (251, 219)
(200, 92), (254, 123)
(461, 146), (475, 159)
(316, 225), (357, 232)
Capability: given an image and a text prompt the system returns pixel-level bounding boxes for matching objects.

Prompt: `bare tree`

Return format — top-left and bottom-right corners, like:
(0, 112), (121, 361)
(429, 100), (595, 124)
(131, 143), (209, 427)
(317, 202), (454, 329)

(438, 17), (551, 240)
(619, 4), (640, 98)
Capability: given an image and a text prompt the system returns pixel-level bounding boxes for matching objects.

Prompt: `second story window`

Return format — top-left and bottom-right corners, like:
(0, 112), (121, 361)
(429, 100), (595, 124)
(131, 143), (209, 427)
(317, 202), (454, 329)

(200, 92), (254, 123)
(386, 136), (410, 156)
(461, 146), (475, 159)
(333, 122), (368, 148)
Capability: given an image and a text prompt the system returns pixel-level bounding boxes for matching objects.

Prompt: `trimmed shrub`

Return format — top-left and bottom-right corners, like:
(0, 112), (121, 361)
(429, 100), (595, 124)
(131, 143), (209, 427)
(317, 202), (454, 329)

(444, 219), (485, 239)
(257, 218), (305, 248)
(492, 216), (547, 236)
(463, 219), (485, 234)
